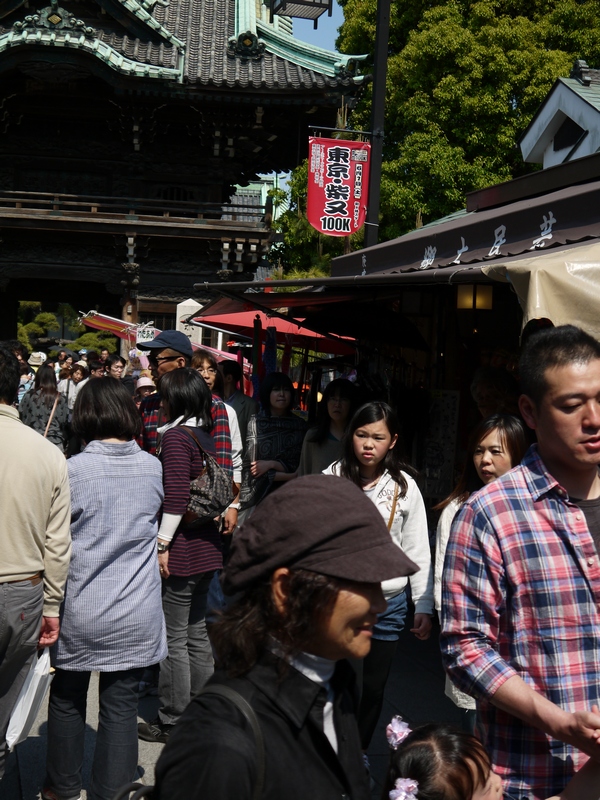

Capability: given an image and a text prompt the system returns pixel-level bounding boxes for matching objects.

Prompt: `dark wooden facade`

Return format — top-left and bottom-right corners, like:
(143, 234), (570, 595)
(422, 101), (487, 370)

(0, 0), (365, 333)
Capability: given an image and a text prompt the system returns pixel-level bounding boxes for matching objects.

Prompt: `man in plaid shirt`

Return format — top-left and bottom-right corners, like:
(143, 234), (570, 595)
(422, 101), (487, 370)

(138, 331), (232, 476)
(441, 325), (600, 800)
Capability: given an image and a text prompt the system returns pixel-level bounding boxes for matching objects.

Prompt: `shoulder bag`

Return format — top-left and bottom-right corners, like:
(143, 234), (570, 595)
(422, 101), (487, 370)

(181, 427), (235, 525)
(43, 394), (60, 439)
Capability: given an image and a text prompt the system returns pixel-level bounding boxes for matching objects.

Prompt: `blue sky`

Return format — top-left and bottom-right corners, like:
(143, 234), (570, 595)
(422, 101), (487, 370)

(292, 0), (343, 51)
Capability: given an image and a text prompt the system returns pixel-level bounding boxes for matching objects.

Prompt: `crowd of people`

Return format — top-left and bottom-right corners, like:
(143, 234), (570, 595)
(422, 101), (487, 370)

(2, 323), (600, 800)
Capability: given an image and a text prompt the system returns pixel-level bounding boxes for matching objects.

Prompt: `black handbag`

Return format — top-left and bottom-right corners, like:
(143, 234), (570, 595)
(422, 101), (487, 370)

(181, 427), (235, 525)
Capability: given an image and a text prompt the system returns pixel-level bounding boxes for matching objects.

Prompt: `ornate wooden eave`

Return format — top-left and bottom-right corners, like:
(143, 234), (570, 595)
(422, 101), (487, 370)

(0, 0), (366, 96)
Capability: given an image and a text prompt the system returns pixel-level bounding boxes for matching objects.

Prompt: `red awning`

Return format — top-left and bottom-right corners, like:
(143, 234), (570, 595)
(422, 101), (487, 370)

(191, 310), (356, 355)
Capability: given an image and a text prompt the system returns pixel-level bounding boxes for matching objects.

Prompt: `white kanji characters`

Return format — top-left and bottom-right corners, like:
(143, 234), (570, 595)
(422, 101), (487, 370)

(420, 245), (437, 270)
(451, 237), (469, 265)
(488, 225), (506, 257)
(530, 212), (556, 250)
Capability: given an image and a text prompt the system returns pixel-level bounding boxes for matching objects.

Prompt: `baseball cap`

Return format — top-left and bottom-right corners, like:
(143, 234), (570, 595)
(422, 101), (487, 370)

(145, 330), (193, 358)
(223, 474), (418, 594)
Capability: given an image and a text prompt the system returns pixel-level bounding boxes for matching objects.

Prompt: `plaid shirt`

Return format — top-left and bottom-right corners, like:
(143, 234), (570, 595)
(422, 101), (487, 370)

(139, 392), (232, 477)
(440, 445), (600, 800)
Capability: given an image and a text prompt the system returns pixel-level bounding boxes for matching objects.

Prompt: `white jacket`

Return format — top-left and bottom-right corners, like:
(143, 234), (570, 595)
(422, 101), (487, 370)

(434, 496), (476, 710)
(324, 464), (434, 612)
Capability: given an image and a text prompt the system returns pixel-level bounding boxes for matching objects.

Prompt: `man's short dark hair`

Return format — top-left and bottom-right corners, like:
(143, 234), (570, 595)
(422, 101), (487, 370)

(221, 359), (242, 383)
(72, 377), (141, 441)
(519, 325), (600, 406)
(88, 360), (105, 374)
(0, 344), (20, 404)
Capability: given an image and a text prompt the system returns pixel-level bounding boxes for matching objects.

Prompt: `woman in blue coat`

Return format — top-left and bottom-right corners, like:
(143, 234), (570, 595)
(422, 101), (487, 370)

(42, 379), (167, 800)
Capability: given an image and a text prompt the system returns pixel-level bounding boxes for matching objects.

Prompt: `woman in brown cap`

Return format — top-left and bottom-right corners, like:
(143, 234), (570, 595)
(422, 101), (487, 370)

(152, 474), (417, 800)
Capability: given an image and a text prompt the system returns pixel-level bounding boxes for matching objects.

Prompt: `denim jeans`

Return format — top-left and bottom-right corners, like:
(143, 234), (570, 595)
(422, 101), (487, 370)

(45, 667), (144, 800)
(158, 571), (214, 726)
(0, 579), (43, 778)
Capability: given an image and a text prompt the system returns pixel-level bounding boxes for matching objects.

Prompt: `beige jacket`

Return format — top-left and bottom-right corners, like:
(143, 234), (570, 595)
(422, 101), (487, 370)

(0, 404), (71, 615)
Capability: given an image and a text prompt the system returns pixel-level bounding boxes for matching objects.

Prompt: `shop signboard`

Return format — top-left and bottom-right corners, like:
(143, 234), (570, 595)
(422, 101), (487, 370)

(307, 137), (371, 236)
(136, 326), (157, 345)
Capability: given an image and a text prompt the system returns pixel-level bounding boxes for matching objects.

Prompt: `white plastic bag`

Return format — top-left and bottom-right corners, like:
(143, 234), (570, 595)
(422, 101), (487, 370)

(5, 648), (54, 751)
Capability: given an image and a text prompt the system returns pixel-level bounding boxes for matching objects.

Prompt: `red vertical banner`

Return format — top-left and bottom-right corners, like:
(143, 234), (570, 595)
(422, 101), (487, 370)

(307, 137), (371, 237)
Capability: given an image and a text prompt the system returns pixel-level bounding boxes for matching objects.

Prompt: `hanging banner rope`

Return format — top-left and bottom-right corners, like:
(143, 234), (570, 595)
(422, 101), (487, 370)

(307, 137), (371, 237)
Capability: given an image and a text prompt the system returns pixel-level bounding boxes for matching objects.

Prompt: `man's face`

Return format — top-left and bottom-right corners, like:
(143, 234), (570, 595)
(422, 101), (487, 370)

(519, 359), (600, 476)
(149, 349), (185, 381)
(100, 349), (109, 361)
(90, 367), (104, 378)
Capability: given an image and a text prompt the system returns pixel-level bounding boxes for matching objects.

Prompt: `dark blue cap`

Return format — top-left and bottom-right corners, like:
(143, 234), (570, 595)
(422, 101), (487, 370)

(145, 330), (193, 358)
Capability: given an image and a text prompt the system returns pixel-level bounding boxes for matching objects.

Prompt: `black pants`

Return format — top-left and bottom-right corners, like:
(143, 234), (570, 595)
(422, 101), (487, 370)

(357, 638), (399, 750)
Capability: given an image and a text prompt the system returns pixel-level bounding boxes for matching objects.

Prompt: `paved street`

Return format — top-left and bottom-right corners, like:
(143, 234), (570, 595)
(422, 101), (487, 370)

(2, 618), (463, 800)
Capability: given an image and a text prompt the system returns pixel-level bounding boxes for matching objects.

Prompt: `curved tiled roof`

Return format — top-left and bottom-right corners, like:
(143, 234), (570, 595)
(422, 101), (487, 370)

(0, 0), (366, 90)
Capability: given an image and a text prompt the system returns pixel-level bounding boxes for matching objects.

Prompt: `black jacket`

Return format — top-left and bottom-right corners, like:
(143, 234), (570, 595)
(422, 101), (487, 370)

(154, 653), (370, 800)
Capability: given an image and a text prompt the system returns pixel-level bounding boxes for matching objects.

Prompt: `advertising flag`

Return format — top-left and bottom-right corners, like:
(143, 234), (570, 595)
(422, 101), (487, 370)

(307, 137), (371, 237)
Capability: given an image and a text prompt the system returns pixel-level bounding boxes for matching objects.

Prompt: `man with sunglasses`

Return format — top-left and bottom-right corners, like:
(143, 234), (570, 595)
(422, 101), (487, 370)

(139, 332), (232, 478)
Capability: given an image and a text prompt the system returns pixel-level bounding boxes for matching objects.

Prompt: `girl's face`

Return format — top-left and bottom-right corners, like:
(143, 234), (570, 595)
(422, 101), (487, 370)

(352, 419), (398, 474)
(137, 386), (153, 399)
(270, 386), (291, 416)
(327, 393), (351, 425)
(471, 768), (502, 799)
(109, 361), (124, 379)
(473, 429), (513, 485)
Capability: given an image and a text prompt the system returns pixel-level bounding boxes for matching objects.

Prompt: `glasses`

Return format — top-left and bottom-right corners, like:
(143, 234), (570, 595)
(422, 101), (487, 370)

(198, 367), (217, 375)
(149, 356), (179, 366)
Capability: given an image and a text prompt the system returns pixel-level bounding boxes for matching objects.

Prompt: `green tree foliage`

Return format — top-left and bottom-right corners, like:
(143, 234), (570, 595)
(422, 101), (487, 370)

(337, 0), (600, 239)
(17, 301), (117, 354)
(17, 302), (59, 351)
(68, 331), (117, 354)
(269, 161), (365, 274)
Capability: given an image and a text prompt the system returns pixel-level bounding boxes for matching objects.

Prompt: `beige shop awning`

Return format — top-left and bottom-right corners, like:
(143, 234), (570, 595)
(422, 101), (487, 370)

(483, 241), (600, 340)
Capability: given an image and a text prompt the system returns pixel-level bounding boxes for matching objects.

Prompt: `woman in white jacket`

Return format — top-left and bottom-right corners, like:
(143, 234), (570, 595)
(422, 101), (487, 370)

(324, 401), (433, 752)
(433, 413), (528, 731)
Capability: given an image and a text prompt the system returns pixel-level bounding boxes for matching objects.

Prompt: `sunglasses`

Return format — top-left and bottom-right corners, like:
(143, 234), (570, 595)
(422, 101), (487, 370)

(149, 355), (179, 366)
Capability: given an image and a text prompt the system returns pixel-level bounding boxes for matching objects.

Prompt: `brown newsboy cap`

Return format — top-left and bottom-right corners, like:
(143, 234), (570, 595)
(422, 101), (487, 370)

(222, 474), (418, 594)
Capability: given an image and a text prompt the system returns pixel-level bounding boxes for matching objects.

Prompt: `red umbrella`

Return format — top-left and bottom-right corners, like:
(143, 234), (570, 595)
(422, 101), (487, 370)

(191, 310), (355, 356)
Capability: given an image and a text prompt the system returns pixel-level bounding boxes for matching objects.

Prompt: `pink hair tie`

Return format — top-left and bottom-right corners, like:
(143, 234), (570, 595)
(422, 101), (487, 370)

(386, 715), (412, 750)
(389, 778), (419, 800)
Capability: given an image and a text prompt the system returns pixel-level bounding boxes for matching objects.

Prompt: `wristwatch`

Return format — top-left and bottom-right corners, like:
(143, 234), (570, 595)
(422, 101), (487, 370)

(157, 542), (170, 553)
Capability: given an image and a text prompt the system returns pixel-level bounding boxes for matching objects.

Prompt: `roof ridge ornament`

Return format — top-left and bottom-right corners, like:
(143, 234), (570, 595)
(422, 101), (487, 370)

(228, 30), (266, 59)
(14, 0), (96, 37)
(570, 59), (592, 86)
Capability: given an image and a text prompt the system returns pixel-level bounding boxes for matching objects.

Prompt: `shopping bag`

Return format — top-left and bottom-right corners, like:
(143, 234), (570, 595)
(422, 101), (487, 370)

(5, 648), (54, 751)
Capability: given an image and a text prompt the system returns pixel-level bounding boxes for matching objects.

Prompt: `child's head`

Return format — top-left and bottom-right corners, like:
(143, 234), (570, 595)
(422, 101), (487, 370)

(384, 717), (501, 800)
(341, 401), (414, 493)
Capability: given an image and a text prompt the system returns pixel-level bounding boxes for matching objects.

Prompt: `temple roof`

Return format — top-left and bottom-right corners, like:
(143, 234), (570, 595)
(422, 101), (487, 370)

(0, 0), (367, 92)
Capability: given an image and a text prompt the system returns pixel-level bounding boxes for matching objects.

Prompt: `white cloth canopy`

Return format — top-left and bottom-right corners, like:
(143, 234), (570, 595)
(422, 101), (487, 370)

(483, 242), (600, 341)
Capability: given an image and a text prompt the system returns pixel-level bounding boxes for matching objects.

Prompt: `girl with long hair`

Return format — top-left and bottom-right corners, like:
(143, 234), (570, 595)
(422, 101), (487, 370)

(297, 378), (358, 476)
(324, 401), (434, 755)
(19, 363), (69, 451)
(239, 372), (307, 517)
(137, 368), (223, 745)
(433, 414), (528, 729)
